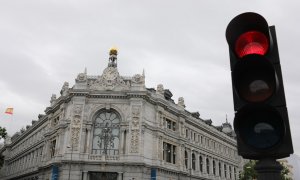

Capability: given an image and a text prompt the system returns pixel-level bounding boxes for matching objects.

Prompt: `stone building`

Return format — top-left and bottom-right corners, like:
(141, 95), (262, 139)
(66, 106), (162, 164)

(0, 49), (241, 180)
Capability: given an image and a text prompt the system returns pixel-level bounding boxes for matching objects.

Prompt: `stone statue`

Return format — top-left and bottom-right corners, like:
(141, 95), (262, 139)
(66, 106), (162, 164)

(156, 84), (164, 94)
(61, 82), (69, 96)
(50, 94), (56, 106)
(178, 97), (186, 108)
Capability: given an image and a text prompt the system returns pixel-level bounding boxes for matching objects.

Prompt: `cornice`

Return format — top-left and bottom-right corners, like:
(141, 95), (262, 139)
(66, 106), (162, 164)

(9, 116), (48, 148)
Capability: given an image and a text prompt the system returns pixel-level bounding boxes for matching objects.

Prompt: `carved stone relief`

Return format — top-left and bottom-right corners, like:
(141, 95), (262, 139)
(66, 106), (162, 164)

(70, 105), (83, 150)
(76, 72), (87, 82)
(158, 136), (162, 160)
(130, 106), (141, 153)
(132, 74), (145, 84)
(89, 67), (130, 91)
(130, 129), (140, 153)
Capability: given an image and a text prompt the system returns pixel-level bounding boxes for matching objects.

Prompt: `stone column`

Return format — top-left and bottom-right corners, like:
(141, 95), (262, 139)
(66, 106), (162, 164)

(196, 152), (200, 172)
(86, 124), (92, 153)
(82, 171), (88, 180)
(220, 161), (224, 178)
(202, 155), (207, 175)
(210, 158), (213, 175)
(216, 160), (220, 177)
(118, 172), (123, 180)
(80, 126), (87, 153)
(119, 129), (125, 154)
(178, 144), (183, 170)
(190, 149), (193, 174)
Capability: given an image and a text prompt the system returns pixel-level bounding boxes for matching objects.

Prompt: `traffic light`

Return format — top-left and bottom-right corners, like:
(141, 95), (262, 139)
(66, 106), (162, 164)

(226, 12), (293, 159)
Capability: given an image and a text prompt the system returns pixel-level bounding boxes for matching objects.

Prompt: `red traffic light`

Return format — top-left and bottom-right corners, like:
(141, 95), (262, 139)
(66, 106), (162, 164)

(226, 12), (270, 58)
(235, 31), (269, 58)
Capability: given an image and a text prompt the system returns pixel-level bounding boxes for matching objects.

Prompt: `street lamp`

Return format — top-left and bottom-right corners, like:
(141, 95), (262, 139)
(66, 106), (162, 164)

(67, 143), (73, 180)
(99, 123), (114, 155)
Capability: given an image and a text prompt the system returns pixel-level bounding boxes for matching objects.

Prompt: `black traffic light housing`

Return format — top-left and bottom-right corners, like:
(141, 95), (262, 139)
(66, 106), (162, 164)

(226, 12), (293, 159)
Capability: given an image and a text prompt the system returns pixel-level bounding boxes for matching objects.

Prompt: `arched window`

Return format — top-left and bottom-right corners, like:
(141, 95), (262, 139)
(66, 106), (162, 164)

(92, 109), (120, 155)
(192, 153), (196, 170)
(206, 158), (210, 174)
(199, 156), (203, 172)
(185, 151), (188, 169)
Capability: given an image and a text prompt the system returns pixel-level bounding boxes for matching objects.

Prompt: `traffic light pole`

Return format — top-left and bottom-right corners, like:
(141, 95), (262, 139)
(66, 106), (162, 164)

(255, 158), (283, 180)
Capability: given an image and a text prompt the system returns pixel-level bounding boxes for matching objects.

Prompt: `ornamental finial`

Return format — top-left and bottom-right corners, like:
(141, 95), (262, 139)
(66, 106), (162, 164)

(109, 46), (118, 55)
(108, 46), (118, 67)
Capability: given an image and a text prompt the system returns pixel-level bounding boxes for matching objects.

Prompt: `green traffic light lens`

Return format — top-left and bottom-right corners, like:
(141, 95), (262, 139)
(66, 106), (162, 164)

(234, 105), (284, 150)
(233, 55), (277, 103)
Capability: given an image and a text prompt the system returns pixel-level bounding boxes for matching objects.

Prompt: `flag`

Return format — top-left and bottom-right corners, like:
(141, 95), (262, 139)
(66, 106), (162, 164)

(5, 108), (13, 115)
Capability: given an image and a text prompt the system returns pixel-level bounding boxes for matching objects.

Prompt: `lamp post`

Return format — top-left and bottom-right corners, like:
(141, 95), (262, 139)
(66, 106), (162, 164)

(67, 143), (73, 180)
(99, 123), (114, 155)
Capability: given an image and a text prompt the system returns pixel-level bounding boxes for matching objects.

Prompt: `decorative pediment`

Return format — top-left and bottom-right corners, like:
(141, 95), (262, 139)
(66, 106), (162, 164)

(89, 67), (130, 91)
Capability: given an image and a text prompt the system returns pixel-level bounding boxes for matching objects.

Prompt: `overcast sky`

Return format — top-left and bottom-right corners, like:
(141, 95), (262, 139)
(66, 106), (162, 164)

(0, 0), (299, 156)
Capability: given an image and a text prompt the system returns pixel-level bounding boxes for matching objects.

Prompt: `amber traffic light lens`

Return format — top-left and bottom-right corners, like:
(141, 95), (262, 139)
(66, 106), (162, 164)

(235, 31), (269, 58)
(233, 55), (276, 103)
(235, 105), (284, 150)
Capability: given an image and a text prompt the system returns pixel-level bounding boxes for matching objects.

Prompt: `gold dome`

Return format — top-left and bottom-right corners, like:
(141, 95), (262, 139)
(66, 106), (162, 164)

(109, 47), (118, 55)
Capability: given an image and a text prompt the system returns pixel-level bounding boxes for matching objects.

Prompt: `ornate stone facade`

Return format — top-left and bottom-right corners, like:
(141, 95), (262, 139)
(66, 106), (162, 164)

(0, 50), (242, 180)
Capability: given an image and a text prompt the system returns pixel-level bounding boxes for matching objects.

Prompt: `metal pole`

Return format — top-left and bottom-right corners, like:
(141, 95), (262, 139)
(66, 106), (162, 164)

(68, 143), (73, 180)
(254, 158), (283, 180)
(190, 150), (192, 180)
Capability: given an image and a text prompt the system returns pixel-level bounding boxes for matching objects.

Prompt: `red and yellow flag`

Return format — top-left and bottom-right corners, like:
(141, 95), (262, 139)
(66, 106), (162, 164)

(5, 108), (13, 115)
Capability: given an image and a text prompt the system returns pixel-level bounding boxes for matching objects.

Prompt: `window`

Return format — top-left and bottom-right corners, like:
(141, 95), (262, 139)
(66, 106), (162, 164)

(192, 153), (196, 170)
(163, 142), (176, 164)
(213, 160), (216, 175)
(224, 164), (227, 178)
(199, 156), (203, 172)
(206, 158), (210, 174)
(165, 118), (176, 131)
(92, 110), (120, 155)
(219, 162), (222, 177)
(50, 139), (56, 158)
(234, 167), (237, 180)
(186, 129), (189, 138)
(229, 166), (232, 179)
(53, 115), (60, 126)
(185, 151), (188, 169)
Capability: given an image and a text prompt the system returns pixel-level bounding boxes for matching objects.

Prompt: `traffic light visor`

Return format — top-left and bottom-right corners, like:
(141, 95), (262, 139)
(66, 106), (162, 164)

(233, 55), (277, 103)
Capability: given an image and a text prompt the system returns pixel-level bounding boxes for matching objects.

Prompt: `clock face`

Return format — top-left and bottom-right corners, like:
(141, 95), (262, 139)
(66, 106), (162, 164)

(103, 67), (119, 80)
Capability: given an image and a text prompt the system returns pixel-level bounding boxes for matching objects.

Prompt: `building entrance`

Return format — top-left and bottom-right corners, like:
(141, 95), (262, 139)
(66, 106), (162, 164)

(89, 172), (118, 180)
